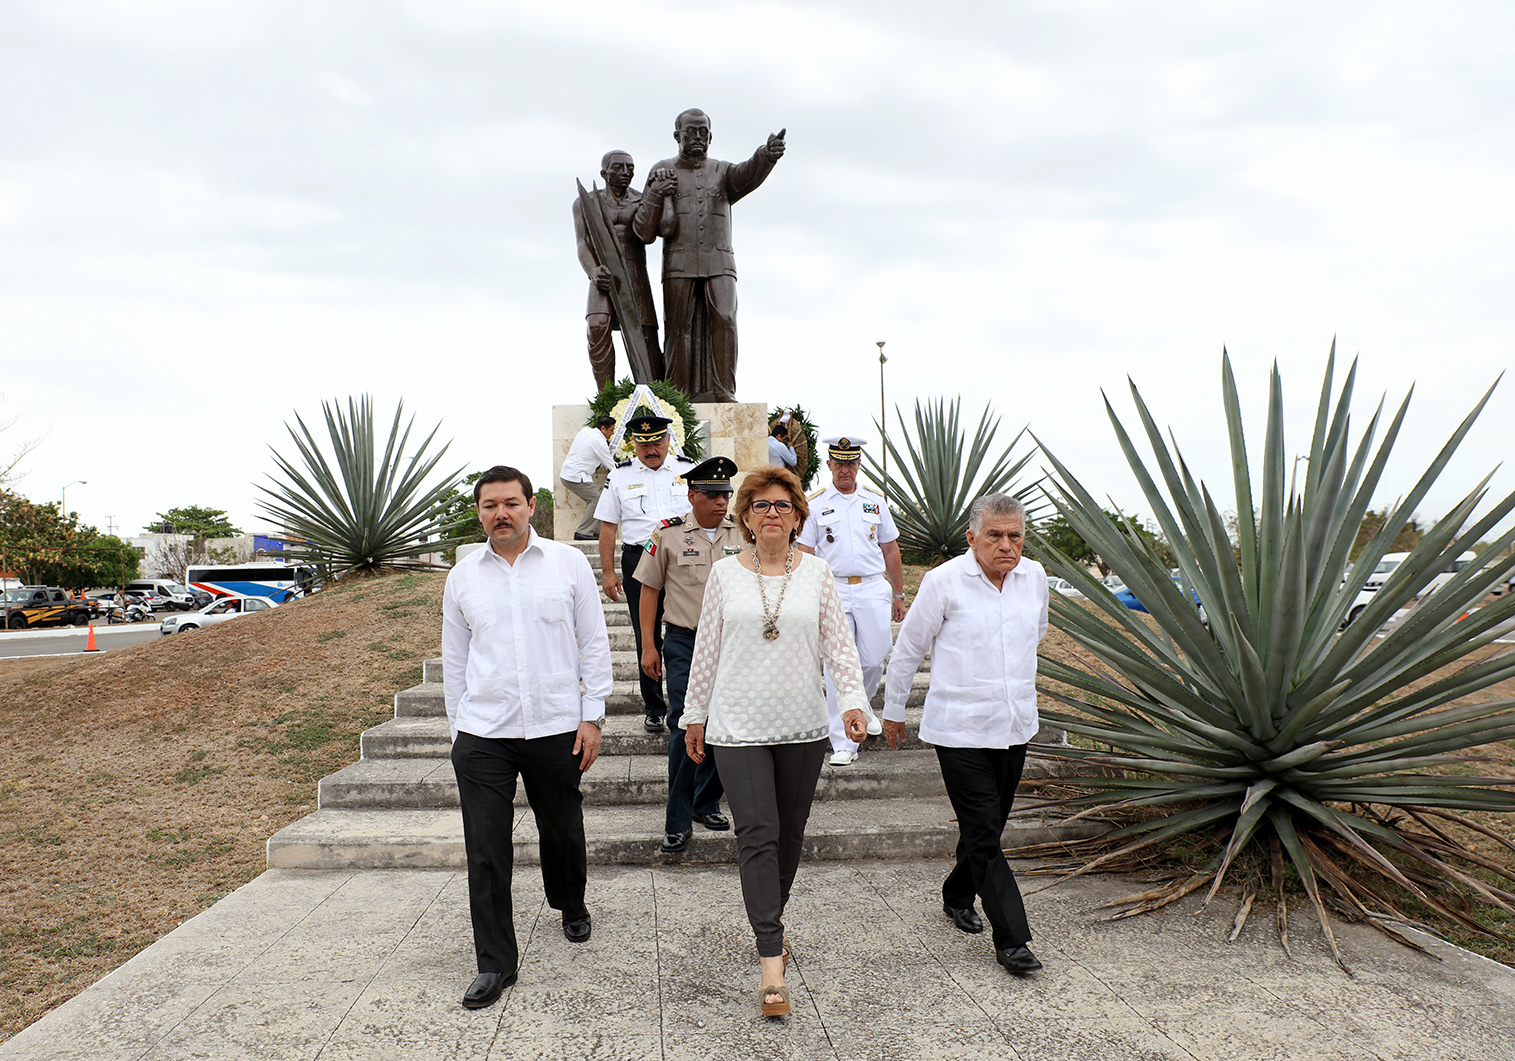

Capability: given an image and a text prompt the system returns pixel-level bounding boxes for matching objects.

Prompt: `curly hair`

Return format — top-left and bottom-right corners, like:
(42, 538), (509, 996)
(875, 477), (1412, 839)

(732, 465), (809, 544)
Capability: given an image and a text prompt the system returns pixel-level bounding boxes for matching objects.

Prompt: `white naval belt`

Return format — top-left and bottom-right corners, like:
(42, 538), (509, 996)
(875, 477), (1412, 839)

(837, 573), (884, 585)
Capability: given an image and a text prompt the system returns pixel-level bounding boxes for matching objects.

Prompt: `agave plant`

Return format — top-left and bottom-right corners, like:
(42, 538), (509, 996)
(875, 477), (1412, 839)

(862, 398), (1040, 564)
(259, 396), (468, 578)
(1024, 347), (1515, 969)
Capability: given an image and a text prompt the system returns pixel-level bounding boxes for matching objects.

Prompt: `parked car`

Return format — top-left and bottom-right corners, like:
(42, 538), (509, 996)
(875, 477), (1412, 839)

(126, 579), (197, 611)
(1102, 574), (1128, 594)
(160, 594), (279, 634)
(3, 586), (94, 629)
(1048, 577), (1086, 600)
(1113, 573), (1208, 626)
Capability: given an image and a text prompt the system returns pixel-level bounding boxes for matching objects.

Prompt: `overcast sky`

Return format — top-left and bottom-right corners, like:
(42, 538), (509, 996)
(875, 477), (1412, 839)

(2, 0), (1512, 548)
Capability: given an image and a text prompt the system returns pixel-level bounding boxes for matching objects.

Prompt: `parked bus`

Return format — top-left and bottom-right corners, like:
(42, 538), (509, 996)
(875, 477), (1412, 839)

(185, 561), (316, 603)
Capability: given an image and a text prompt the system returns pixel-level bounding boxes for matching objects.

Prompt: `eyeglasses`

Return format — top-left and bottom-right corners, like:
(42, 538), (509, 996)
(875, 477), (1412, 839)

(749, 499), (795, 513)
(696, 489), (729, 499)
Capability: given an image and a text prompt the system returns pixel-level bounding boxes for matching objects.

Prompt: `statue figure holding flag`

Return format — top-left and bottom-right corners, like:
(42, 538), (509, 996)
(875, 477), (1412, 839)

(574, 151), (673, 389)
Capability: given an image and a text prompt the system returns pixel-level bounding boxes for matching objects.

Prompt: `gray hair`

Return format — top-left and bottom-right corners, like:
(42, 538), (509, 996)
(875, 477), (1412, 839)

(969, 493), (1026, 533)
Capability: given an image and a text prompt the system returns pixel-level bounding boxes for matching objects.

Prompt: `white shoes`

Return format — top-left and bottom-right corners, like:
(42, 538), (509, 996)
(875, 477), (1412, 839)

(828, 749), (859, 766)
(866, 716), (883, 736)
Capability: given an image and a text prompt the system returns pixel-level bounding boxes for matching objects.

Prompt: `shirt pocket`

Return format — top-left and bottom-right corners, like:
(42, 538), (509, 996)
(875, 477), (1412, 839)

(538, 670), (581, 715)
(675, 549), (709, 583)
(461, 588), (498, 631)
(535, 588), (572, 625)
(623, 485), (649, 514)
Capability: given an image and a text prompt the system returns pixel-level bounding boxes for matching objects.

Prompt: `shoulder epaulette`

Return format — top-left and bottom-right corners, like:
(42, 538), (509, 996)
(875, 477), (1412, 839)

(614, 458), (632, 468)
(674, 453), (695, 463)
(659, 515), (685, 528)
(806, 486), (825, 500)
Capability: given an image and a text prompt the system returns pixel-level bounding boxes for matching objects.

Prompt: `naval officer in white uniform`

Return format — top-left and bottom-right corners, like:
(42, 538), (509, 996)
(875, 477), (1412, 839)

(595, 414), (695, 732)
(796, 434), (906, 764)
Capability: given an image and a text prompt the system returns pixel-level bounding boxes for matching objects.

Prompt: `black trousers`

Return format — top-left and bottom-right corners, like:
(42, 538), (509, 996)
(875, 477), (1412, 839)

(451, 730), (589, 974)
(935, 744), (1032, 950)
(713, 739), (828, 958)
(622, 542), (666, 719)
(663, 624), (723, 833)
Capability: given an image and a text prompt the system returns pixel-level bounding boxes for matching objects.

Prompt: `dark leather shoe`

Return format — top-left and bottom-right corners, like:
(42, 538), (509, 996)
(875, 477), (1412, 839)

(644, 714), (665, 733)
(462, 970), (516, 1009)
(692, 812), (730, 831)
(659, 829), (691, 853)
(997, 945), (1043, 974)
(563, 914), (592, 943)
(944, 903), (983, 934)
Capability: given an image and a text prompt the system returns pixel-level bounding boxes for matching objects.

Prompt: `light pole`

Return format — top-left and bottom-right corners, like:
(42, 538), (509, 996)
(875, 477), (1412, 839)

(62, 480), (87, 515)
(876, 341), (888, 501)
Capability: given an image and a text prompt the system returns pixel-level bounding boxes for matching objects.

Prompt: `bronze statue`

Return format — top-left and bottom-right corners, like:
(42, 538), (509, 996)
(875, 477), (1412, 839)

(635, 109), (785, 403)
(573, 151), (673, 389)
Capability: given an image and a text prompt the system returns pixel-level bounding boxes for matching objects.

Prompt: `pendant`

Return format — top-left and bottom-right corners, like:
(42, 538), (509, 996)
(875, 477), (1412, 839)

(763, 620), (780, 641)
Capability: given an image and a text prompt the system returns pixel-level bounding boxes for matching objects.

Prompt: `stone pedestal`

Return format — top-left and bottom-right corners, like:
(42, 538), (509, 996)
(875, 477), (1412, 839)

(552, 402), (770, 541)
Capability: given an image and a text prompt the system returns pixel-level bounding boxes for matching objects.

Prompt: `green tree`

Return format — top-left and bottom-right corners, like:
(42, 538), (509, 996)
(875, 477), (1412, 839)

(1350, 505), (1424, 559)
(148, 505), (241, 539)
(0, 490), (140, 587)
(1035, 511), (1176, 577)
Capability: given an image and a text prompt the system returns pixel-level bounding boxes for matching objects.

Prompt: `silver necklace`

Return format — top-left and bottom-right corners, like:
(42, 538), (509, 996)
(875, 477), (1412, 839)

(754, 546), (795, 641)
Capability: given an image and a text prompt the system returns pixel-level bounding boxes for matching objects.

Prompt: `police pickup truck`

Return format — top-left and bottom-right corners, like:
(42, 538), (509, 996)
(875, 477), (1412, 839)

(2, 587), (94, 629)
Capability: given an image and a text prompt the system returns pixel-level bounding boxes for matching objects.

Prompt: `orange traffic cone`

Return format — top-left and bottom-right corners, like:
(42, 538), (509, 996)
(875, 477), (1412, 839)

(84, 624), (99, 652)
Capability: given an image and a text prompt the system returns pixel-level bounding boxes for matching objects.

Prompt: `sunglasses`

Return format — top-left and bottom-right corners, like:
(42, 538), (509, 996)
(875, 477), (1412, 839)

(696, 489), (730, 499)
(749, 499), (795, 513)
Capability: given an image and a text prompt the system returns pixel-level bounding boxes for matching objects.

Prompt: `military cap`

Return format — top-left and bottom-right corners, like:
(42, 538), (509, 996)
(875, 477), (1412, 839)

(686, 455), (739, 493)
(822, 434), (867, 461)
(627, 414), (673, 443)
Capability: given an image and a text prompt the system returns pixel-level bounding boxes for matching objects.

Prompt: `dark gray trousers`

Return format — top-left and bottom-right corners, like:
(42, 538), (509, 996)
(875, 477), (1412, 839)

(713, 739), (828, 958)
(936, 744), (1032, 950)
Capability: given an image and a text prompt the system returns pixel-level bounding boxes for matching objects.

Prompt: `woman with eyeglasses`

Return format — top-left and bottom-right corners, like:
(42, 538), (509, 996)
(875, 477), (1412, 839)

(680, 465), (870, 1017)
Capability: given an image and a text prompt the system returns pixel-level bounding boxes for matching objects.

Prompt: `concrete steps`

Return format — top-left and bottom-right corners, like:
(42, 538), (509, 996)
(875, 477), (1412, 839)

(266, 796), (1095, 870)
(268, 540), (1072, 871)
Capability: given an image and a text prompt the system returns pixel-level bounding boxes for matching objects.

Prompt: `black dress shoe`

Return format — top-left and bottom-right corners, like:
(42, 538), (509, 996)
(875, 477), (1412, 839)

(944, 903), (984, 934)
(659, 829), (691, 853)
(462, 970), (516, 1009)
(692, 811), (730, 831)
(997, 944), (1043, 974)
(563, 914), (592, 943)
(572, 532), (598, 540)
(644, 713), (665, 733)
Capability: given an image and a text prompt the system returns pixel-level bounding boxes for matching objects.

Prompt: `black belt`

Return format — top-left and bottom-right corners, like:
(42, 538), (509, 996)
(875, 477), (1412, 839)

(666, 623), (697, 636)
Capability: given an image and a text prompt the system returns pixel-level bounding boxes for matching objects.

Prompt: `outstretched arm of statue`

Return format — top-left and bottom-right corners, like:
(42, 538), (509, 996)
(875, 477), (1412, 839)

(727, 128), (784, 204)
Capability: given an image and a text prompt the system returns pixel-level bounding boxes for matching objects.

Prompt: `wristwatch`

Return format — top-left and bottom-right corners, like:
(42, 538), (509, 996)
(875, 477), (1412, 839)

(587, 716), (605, 730)
(893, 593), (905, 600)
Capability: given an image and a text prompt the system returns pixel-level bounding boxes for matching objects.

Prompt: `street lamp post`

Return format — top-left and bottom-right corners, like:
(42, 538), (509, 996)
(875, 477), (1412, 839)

(876, 341), (888, 501)
(62, 480), (87, 515)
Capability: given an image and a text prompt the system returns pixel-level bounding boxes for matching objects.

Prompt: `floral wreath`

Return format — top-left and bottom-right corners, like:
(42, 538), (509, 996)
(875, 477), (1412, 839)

(587, 378), (704, 463)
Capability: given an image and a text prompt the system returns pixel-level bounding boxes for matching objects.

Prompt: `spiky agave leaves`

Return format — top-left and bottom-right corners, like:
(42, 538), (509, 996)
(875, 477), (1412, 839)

(1023, 346), (1515, 970)
(862, 398), (1041, 563)
(259, 396), (468, 578)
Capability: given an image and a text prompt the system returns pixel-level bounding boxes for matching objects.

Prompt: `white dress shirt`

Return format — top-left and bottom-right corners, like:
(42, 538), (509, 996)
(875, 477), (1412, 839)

(593, 455), (694, 546)
(561, 426), (613, 483)
(883, 552), (1048, 748)
(767, 436), (797, 468)
(441, 528), (613, 742)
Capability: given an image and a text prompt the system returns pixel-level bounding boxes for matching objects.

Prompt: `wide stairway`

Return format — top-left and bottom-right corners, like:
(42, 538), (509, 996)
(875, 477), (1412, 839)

(267, 541), (1084, 869)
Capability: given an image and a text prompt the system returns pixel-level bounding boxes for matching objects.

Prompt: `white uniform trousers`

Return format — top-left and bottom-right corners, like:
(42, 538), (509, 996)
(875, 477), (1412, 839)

(823, 578), (892, 753)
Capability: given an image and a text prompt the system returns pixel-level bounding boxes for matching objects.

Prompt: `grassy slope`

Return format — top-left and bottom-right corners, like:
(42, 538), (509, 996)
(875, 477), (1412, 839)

(0, 571), (445, 1038)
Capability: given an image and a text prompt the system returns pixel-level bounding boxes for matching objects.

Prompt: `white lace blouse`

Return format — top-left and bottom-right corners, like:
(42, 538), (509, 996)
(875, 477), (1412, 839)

(682, 552), (869, 746)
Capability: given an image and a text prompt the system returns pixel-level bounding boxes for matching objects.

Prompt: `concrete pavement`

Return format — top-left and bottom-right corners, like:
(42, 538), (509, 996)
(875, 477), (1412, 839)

(4, 859), (1513, 1060)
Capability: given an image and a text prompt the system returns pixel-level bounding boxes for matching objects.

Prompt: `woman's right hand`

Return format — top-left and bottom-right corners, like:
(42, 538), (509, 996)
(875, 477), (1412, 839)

(685, 723), (706, 763)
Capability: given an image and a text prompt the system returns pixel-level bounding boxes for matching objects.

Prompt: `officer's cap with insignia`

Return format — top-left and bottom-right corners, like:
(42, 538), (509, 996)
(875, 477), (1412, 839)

(686, 455), (739, 493)
(822, 434), (867, 462)
(628, 415), (673, 444)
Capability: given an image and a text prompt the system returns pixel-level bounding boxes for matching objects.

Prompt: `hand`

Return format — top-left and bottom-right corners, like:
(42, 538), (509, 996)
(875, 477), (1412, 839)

(685, 723), (706, 763)
(883, 719), (907, 750)
(842, 709), (867, 743)
(593, 264), (612, 292)
(765, 128), (786, 161)
(648, 168), (676, 197)
(641, 645), (662, 681)
(603, 571), (622, 603)
(891, 596), (907, 623)
(572, 721), (602, 772)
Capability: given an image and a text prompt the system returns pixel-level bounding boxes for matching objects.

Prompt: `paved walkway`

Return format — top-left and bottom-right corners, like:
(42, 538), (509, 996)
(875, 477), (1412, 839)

(4, 860), (1513, 1060)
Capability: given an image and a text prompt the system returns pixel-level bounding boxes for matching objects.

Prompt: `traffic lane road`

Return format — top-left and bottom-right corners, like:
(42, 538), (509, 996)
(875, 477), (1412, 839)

(0, 624), (165, 657)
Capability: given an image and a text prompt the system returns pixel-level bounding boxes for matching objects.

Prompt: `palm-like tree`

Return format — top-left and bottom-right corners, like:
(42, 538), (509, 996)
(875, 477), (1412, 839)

(259, 396), (467, 578)
(1024, 347), (1515, 969)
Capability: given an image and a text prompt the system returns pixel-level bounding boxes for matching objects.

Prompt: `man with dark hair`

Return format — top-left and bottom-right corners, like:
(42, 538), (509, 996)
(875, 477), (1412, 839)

(882, 493), (1048, 977)
(444, 464), (613, 1009)
(636, 109), (785, 402)
(768, 414), (797, 469)
(561, 415), (618, 540)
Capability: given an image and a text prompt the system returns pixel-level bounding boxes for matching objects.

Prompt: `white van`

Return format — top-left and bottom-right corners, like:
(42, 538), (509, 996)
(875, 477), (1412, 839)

(126, 579), (197, 612)
(1345, 550), (1478, 627)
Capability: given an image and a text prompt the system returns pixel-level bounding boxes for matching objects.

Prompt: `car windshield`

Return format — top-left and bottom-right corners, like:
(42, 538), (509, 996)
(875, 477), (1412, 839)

(1372, 558), (1403, 576)
(3, 590), (26, 603)
(164, 583), (188, 594)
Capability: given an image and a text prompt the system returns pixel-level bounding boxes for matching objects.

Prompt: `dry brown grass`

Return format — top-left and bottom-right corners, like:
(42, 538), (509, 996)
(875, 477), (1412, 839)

(0, 570), (445, 1039)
